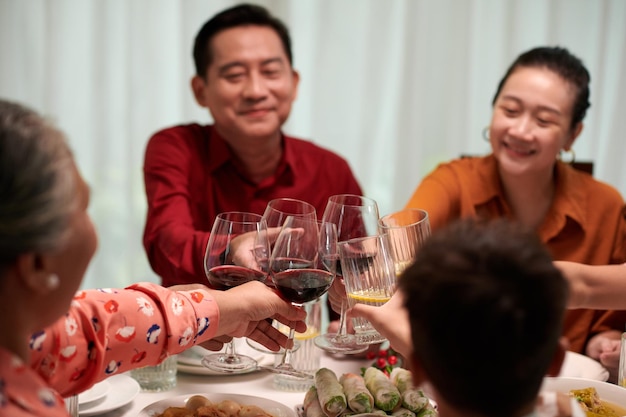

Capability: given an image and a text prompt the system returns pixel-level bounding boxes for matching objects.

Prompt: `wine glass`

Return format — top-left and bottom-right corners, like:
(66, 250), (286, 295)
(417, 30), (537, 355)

(247, 198), (317, 353)
(378, 208), (431, 276)
(201, 212), (268, 373)
(314, 194), (379, 354)
(266, 216), (338, 379)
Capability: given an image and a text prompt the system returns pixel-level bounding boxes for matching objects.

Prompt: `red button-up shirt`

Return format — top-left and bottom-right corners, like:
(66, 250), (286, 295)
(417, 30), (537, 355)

(143, 124), (362, 287)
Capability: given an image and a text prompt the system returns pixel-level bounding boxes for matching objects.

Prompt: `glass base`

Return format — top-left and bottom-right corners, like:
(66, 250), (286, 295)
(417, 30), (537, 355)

(258, 363), (314, 380)
(201, 353), (258, 374)
(355, 331), (388, 345)
(314, 333), (368, 354)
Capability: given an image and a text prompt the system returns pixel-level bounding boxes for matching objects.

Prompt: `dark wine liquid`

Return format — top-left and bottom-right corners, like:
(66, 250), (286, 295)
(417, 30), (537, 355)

(273, 269), (333, 304)
(208, 265), (266, 290)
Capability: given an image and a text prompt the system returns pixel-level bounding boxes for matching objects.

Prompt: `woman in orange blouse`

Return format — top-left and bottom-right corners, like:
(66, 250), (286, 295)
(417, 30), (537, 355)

(0, 99), (306, 417)
(405, 46), (626, 380)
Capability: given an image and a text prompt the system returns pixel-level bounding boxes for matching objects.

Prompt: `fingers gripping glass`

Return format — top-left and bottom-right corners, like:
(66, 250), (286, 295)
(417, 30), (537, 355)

(201, 212), (267, 373)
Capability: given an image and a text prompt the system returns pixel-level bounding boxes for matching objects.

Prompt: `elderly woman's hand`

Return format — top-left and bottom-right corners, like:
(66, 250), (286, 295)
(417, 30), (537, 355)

(209, 281), (307, 352)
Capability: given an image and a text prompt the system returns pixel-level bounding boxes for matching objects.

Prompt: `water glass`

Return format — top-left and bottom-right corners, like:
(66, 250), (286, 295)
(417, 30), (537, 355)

(273, 299), (322, 391)
(130, 354), (178, 392)
(617, 332), (626, 388)
(339, 234), (396, 345)
(378, 208), (431, 276)
(64, 394), (78, 417)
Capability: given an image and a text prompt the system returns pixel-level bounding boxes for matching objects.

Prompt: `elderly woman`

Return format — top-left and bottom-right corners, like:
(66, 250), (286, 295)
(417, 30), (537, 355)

(0, 99), (306, 416)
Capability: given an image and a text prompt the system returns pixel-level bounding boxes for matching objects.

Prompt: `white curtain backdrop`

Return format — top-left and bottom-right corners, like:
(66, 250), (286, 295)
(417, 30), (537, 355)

(1, 0), (625, 290)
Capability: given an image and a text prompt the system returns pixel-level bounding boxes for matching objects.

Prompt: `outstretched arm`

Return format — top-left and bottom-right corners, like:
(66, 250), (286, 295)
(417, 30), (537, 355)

(555, 261), (626, 309)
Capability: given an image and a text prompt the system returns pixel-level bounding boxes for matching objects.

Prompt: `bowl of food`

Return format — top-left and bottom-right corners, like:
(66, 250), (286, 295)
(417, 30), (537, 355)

(541, 376), (626, 416)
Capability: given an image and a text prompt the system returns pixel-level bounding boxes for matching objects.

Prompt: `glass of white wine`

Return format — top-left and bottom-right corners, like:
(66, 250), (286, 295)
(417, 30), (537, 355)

(338, 233), (396, 345)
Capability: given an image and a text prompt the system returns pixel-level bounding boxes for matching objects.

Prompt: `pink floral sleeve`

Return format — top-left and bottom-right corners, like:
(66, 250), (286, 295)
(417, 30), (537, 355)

(28, 283), (219, 397)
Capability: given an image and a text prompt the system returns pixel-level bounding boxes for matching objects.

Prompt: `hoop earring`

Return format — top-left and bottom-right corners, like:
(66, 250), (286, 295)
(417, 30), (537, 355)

(557, 149), (576, 164)
(482, 126), (490, 142)
(46, 273), (60, 290)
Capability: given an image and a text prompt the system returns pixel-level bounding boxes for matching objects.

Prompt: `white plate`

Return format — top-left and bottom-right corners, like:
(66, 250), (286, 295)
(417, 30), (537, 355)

(79, 374), (140, 416)
(177, 340), (274, 376)
(138, 393), (296, 417)
(541, 376), (626, 409)
(78, 379), (110, 405)
(558, 351), (609, 381)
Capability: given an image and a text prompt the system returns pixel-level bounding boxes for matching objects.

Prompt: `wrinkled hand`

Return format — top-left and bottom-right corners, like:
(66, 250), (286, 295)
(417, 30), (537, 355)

(198, 335), (232, 352)
(586, 330), (622, 382)
(347, 291), (412, 358)
(210, 281), (307, 352)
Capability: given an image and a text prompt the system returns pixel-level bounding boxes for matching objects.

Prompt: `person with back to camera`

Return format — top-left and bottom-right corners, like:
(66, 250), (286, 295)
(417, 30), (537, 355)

(142, 3), (362, 289)
(0, 99), (306, 417)
(404, 46), (626, 378)
(350, 219), (586, 417)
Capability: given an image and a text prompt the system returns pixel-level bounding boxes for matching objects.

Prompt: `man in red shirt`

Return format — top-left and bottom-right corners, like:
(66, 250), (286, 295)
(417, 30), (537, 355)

(143, 4), (362, 288)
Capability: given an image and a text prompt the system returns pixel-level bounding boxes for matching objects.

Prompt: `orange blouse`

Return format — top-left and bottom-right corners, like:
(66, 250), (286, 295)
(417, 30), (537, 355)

(405, 155), (626, 353)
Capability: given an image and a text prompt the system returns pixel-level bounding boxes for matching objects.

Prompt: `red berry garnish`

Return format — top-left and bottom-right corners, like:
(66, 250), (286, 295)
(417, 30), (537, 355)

(378, 349), (388, 358)
(376, 357), (387, 368)
(388, 355), (398, 365)
(366, 351), (377, 360)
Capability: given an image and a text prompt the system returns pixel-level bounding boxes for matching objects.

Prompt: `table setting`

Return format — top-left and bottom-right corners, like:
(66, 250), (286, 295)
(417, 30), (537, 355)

(75, 346), (621, 417)
(72, 196), (626, 416)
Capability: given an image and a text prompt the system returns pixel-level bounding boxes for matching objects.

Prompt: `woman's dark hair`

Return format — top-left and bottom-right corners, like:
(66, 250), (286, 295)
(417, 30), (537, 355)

(193, 3), (293, 77)
(491, 46), (591, 130)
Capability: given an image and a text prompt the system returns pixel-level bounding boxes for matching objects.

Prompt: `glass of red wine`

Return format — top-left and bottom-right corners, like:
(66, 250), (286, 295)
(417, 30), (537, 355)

(247, 198), (318, 354)
(201, 211), (268, 373)
(314, 194), (380, 354)
(265, 216), (337, 379)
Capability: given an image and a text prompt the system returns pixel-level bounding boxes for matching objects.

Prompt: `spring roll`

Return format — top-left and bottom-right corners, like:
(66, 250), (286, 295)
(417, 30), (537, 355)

(340, 373), (374, 413)
(416, 406), (438, 417)
(304, 386), (327, 417)
(390, 368), (429, 413)
(391, 407), (416, 417)
(363, 367), (401, 412)
(315, 368), (348, 417)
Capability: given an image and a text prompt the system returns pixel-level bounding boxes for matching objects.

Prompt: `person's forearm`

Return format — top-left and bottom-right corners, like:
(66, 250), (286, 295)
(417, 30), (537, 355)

(557, 261), (626, 309)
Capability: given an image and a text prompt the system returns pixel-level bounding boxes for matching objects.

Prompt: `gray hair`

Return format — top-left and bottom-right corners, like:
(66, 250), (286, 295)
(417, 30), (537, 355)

(0, 99), (76, 271)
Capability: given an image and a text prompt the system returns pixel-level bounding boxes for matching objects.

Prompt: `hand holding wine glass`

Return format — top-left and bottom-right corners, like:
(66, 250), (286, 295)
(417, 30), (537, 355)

(201, 212), (268, 373)
(267, 216), (337, 379)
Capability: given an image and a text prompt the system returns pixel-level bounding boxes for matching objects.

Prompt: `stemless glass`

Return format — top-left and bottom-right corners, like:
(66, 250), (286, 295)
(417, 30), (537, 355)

(266, 216), (337, 379)
(378, 208), (431, 276)
(339, 234), (396, 345)
(201, 212), (268, 373)
(315, 194), (379, 354)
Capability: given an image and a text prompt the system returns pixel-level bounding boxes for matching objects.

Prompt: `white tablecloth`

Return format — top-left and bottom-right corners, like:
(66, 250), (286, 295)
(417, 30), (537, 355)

(85, 349), (609, 416)
(94, 353), (371, 417)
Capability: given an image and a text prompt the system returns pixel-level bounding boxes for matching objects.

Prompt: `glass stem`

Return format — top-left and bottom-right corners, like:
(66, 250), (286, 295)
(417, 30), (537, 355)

(279, 327), (296, 367)
(337, 300), (348, 337)
(225, 340), (237, 360)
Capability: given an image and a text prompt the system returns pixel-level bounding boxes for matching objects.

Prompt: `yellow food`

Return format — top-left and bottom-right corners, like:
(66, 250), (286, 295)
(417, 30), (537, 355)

(569, 387), (626, 417)
(154, 397), (275, 417)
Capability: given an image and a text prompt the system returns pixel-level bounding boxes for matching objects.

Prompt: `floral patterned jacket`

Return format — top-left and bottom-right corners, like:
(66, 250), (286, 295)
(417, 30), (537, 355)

(0, 283), (218, 416)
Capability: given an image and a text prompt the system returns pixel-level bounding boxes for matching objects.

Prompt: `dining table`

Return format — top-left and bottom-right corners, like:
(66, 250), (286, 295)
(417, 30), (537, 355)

(91, 351), (372, 417)
(83, 345), (610, 417)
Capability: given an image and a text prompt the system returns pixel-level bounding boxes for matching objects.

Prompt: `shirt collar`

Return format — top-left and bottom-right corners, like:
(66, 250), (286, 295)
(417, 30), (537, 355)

(206, 126), (295, 185)
(468, 155), (586, 232)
